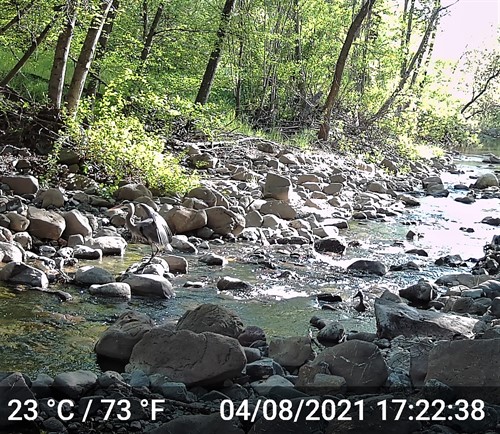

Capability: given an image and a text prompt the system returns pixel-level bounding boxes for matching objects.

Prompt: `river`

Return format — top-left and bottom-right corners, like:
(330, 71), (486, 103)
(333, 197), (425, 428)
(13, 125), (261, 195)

(0, 146), (499, 376)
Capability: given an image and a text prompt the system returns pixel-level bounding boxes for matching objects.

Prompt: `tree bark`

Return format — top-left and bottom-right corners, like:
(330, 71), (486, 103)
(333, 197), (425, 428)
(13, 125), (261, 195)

(66, 0), (114, 114)
(85, 0), (120, 99)
(142, 0), (148, 41)
(0, 14), (59, 86)
(0, 1), (35, 35)
(318, 0), (376, 140)
(234, 38), (244, 119)
(48, 1), (77, 109)
(140, 3), (164, 61)
(195, 0), (236, 105)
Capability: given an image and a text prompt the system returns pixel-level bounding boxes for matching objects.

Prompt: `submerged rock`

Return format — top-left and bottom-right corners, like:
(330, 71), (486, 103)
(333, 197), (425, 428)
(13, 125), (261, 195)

(347, 259), (387, 276)
(122, 273), (174, 298)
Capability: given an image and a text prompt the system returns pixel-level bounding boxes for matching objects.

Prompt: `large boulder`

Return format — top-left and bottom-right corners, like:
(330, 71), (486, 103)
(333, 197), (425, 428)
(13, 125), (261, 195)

(425, 339), (500, 404)
(314, 237), (347, 255)
(176, 304), (244, 338)
(1, 175), (39, 195)
(205, 207), (245, 236)
(375, 298), (479, 340)
(39, 188), (65, 208)
(311, 340), (388, 391)
(260, 200), (297, 220)
(473, 173), (499, 189)
(87, 236), (127, 255)
(164, 255), (188, 274)
(164, 206), (207, 234)
(89, 282), (131, 299)
(268, 336), (313, 368)
(399, 279), (437, 305)
(53, 370), (98, 400)
(27, 206), (66, 240)
(122, 273), (174, 298)
(6, 212), (29, 232)
(435, 273), (491, 288)
(0, 372), (36, 430)
(347, 259), (387, 276)
(115, 183), (152, 200)
(0, 242), (24, 263)
(127, 329), (246, 386)
(0, 262), (48, 288)
(476, 280), (500, 299)
(263, 173), (292, 201)
(186, 186), (229, 208)
(95, 311), (154, 362)
(63, 209), (92, 238)
(75, 266), (114, 285)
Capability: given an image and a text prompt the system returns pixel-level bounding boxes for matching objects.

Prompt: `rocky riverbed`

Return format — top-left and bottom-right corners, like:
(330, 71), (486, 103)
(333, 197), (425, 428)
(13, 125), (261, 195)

(1, 139), (500, 433)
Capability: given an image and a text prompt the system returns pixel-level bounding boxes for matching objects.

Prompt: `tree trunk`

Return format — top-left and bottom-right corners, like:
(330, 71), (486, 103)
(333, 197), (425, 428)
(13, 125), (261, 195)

(195, 0), (236, 105)
(368, 2), (450, 124)
(142, 0), (148, 41)
(234, 38), (244, 119)
(400, 0), (415, 78)
(85, 0), (120, 99)
(293, 0), (307, 119)
(0, 15), (59, 86)
(0, 1), (35, 35)
(318, 0), (376, 140)
(48, 1), (77, 109)
(140, 3), (164, 61)
(66, 0), (114, 114)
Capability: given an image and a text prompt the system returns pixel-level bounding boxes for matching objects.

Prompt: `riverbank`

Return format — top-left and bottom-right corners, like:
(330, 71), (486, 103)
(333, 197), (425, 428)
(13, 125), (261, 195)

(1, 138), (500, 433)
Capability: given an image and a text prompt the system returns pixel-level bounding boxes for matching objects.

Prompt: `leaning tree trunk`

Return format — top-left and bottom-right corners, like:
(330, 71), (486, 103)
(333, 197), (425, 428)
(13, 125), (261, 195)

(0, 15), (59, 86)
(0, 1), (35, 35)
(195, 0), (236, 105)
(318, 0), (376, 140)
(461, 69), (500, 116)
(48, 1), (78, 109)
(66, 0), (114, 115)
(368, 2), (447, 124)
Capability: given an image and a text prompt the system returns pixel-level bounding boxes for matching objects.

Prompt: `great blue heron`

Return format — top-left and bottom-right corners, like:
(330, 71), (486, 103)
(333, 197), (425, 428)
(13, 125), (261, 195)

(121, 202), (172, 262)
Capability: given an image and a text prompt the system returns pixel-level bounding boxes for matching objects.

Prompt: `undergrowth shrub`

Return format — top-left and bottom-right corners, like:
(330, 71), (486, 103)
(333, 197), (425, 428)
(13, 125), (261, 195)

(63, 71), (200, 194)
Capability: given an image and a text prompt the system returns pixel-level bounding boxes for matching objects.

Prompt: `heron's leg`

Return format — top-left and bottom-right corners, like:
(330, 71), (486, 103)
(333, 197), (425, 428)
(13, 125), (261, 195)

(145, 244), (155, 265)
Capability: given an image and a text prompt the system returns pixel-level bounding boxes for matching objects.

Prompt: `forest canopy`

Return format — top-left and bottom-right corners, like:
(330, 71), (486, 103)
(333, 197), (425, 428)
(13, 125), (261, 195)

(0, 0), (498, 192)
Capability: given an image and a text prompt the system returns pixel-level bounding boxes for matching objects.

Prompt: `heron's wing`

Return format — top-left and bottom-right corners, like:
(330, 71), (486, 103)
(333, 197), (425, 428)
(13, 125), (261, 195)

(138, 204), (172, 246)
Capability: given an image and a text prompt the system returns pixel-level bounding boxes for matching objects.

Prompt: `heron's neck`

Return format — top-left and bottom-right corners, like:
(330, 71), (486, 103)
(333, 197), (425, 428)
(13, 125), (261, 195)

(127, 205), (136, 228)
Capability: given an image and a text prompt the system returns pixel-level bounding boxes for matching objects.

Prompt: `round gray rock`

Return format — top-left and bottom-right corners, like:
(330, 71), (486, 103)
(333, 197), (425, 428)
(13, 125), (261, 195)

(176, 303), (244, 338)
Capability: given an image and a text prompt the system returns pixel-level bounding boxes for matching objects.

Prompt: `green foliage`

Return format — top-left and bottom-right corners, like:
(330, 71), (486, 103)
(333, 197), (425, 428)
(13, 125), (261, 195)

(65, 72), (199, 194)
(0, 0), (491, 161)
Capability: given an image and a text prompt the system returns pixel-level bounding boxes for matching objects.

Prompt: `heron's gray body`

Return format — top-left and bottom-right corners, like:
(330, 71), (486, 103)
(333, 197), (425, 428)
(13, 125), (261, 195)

(124, 203), (172, 261)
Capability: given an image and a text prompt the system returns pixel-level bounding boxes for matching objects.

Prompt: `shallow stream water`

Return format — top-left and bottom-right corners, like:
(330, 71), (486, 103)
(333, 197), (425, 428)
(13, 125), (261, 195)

(0, 150), (499, 376)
